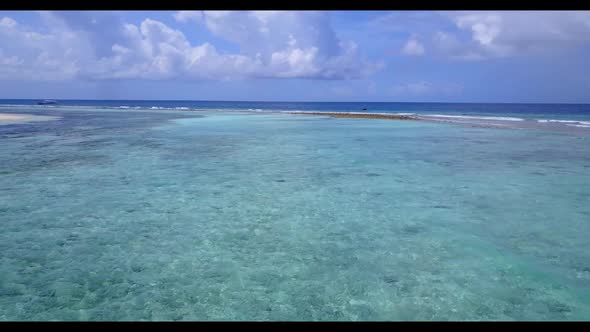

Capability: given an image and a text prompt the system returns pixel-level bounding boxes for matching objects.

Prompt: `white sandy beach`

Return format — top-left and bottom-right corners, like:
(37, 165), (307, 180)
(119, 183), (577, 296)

(0, 114), (31, 122)
(0, 113), (59, 124)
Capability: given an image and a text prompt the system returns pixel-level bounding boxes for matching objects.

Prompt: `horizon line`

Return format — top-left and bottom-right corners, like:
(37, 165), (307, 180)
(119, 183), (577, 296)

(1, 98), (590, 106)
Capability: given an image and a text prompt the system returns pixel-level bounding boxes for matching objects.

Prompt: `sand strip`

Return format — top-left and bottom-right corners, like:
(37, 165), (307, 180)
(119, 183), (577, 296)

(0, 113), (60, 124)
(0, 114), (31, 122)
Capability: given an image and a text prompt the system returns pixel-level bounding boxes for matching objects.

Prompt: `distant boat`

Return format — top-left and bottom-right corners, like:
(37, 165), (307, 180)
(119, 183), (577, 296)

(37, 100), (58, 105)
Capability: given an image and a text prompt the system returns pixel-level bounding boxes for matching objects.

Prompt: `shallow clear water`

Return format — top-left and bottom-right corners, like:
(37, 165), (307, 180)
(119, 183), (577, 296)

(1, 107), (590, 321)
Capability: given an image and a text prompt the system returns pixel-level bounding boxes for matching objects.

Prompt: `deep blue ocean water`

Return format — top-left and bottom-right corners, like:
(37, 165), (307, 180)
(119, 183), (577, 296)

(2, 99), (590, 120)
(1, 102), (590, 320)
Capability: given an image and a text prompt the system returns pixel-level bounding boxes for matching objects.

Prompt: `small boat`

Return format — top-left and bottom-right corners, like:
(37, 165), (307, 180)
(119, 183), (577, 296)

(37, 100), (58, 105)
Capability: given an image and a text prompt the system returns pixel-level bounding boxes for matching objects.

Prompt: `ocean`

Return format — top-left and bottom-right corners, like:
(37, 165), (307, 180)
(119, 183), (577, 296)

(3, 99), (590, 119)
(1, 100), (589, 320)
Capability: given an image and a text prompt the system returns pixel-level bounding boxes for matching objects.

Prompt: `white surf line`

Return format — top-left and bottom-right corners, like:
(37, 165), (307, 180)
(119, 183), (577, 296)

(417, 114), (525, 121)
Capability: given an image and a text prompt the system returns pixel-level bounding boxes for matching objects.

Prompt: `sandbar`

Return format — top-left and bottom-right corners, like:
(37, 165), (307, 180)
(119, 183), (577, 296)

(0, 113), (59, 124)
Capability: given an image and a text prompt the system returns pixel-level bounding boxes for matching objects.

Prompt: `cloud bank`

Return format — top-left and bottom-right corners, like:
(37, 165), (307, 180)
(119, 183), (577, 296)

(372, 11), (590, 61)
(0, 11), (382, 82)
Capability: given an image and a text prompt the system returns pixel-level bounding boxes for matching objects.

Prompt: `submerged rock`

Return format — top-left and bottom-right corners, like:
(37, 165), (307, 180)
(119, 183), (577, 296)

(383, 275), (399, 284)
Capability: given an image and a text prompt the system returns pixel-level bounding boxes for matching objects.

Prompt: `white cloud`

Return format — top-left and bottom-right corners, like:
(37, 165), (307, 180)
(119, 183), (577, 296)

(84, 19), (258, 81)
(442, 11), (590, 60)
(173, 11), (203, 23)
(372, 11), (590, 61)
(401, 37), (425, 55)
(390, 81), (462, 96)
(369, 11), (447, 34)
(196, 11), (381, 79)
(0, 11), (381, 82)
(0, 17), (17, 28)
(455, 14), (502, 46)
(0, 15), (81, 81)
(432, 31), (486, 61)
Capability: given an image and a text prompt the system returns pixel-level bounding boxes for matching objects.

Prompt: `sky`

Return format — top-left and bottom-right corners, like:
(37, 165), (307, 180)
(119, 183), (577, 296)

(0, 10), (589, 103)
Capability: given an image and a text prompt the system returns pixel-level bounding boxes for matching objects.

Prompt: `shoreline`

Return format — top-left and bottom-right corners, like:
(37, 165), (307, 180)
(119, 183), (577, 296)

(0, 114), (32, 122)
(283, 111), (415, 120)
(1, 106), (589, 134)
(0, 113), (60, 124)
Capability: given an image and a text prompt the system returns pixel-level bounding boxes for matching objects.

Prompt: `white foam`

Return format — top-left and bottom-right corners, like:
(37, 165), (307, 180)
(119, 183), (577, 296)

(537, 119), (590, 126)
(0, 104), (33, 107)
(547, 120), (577, 123)
(422, 114), (524, 121)
(286, 111), (414, 117)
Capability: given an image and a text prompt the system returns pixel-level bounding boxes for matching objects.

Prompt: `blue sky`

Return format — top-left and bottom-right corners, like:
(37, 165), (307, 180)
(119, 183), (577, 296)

(0, 10), (589, 103)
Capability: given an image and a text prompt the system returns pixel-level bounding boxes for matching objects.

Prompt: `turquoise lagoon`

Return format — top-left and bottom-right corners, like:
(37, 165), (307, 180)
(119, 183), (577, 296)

(1, 107), (589, 320)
